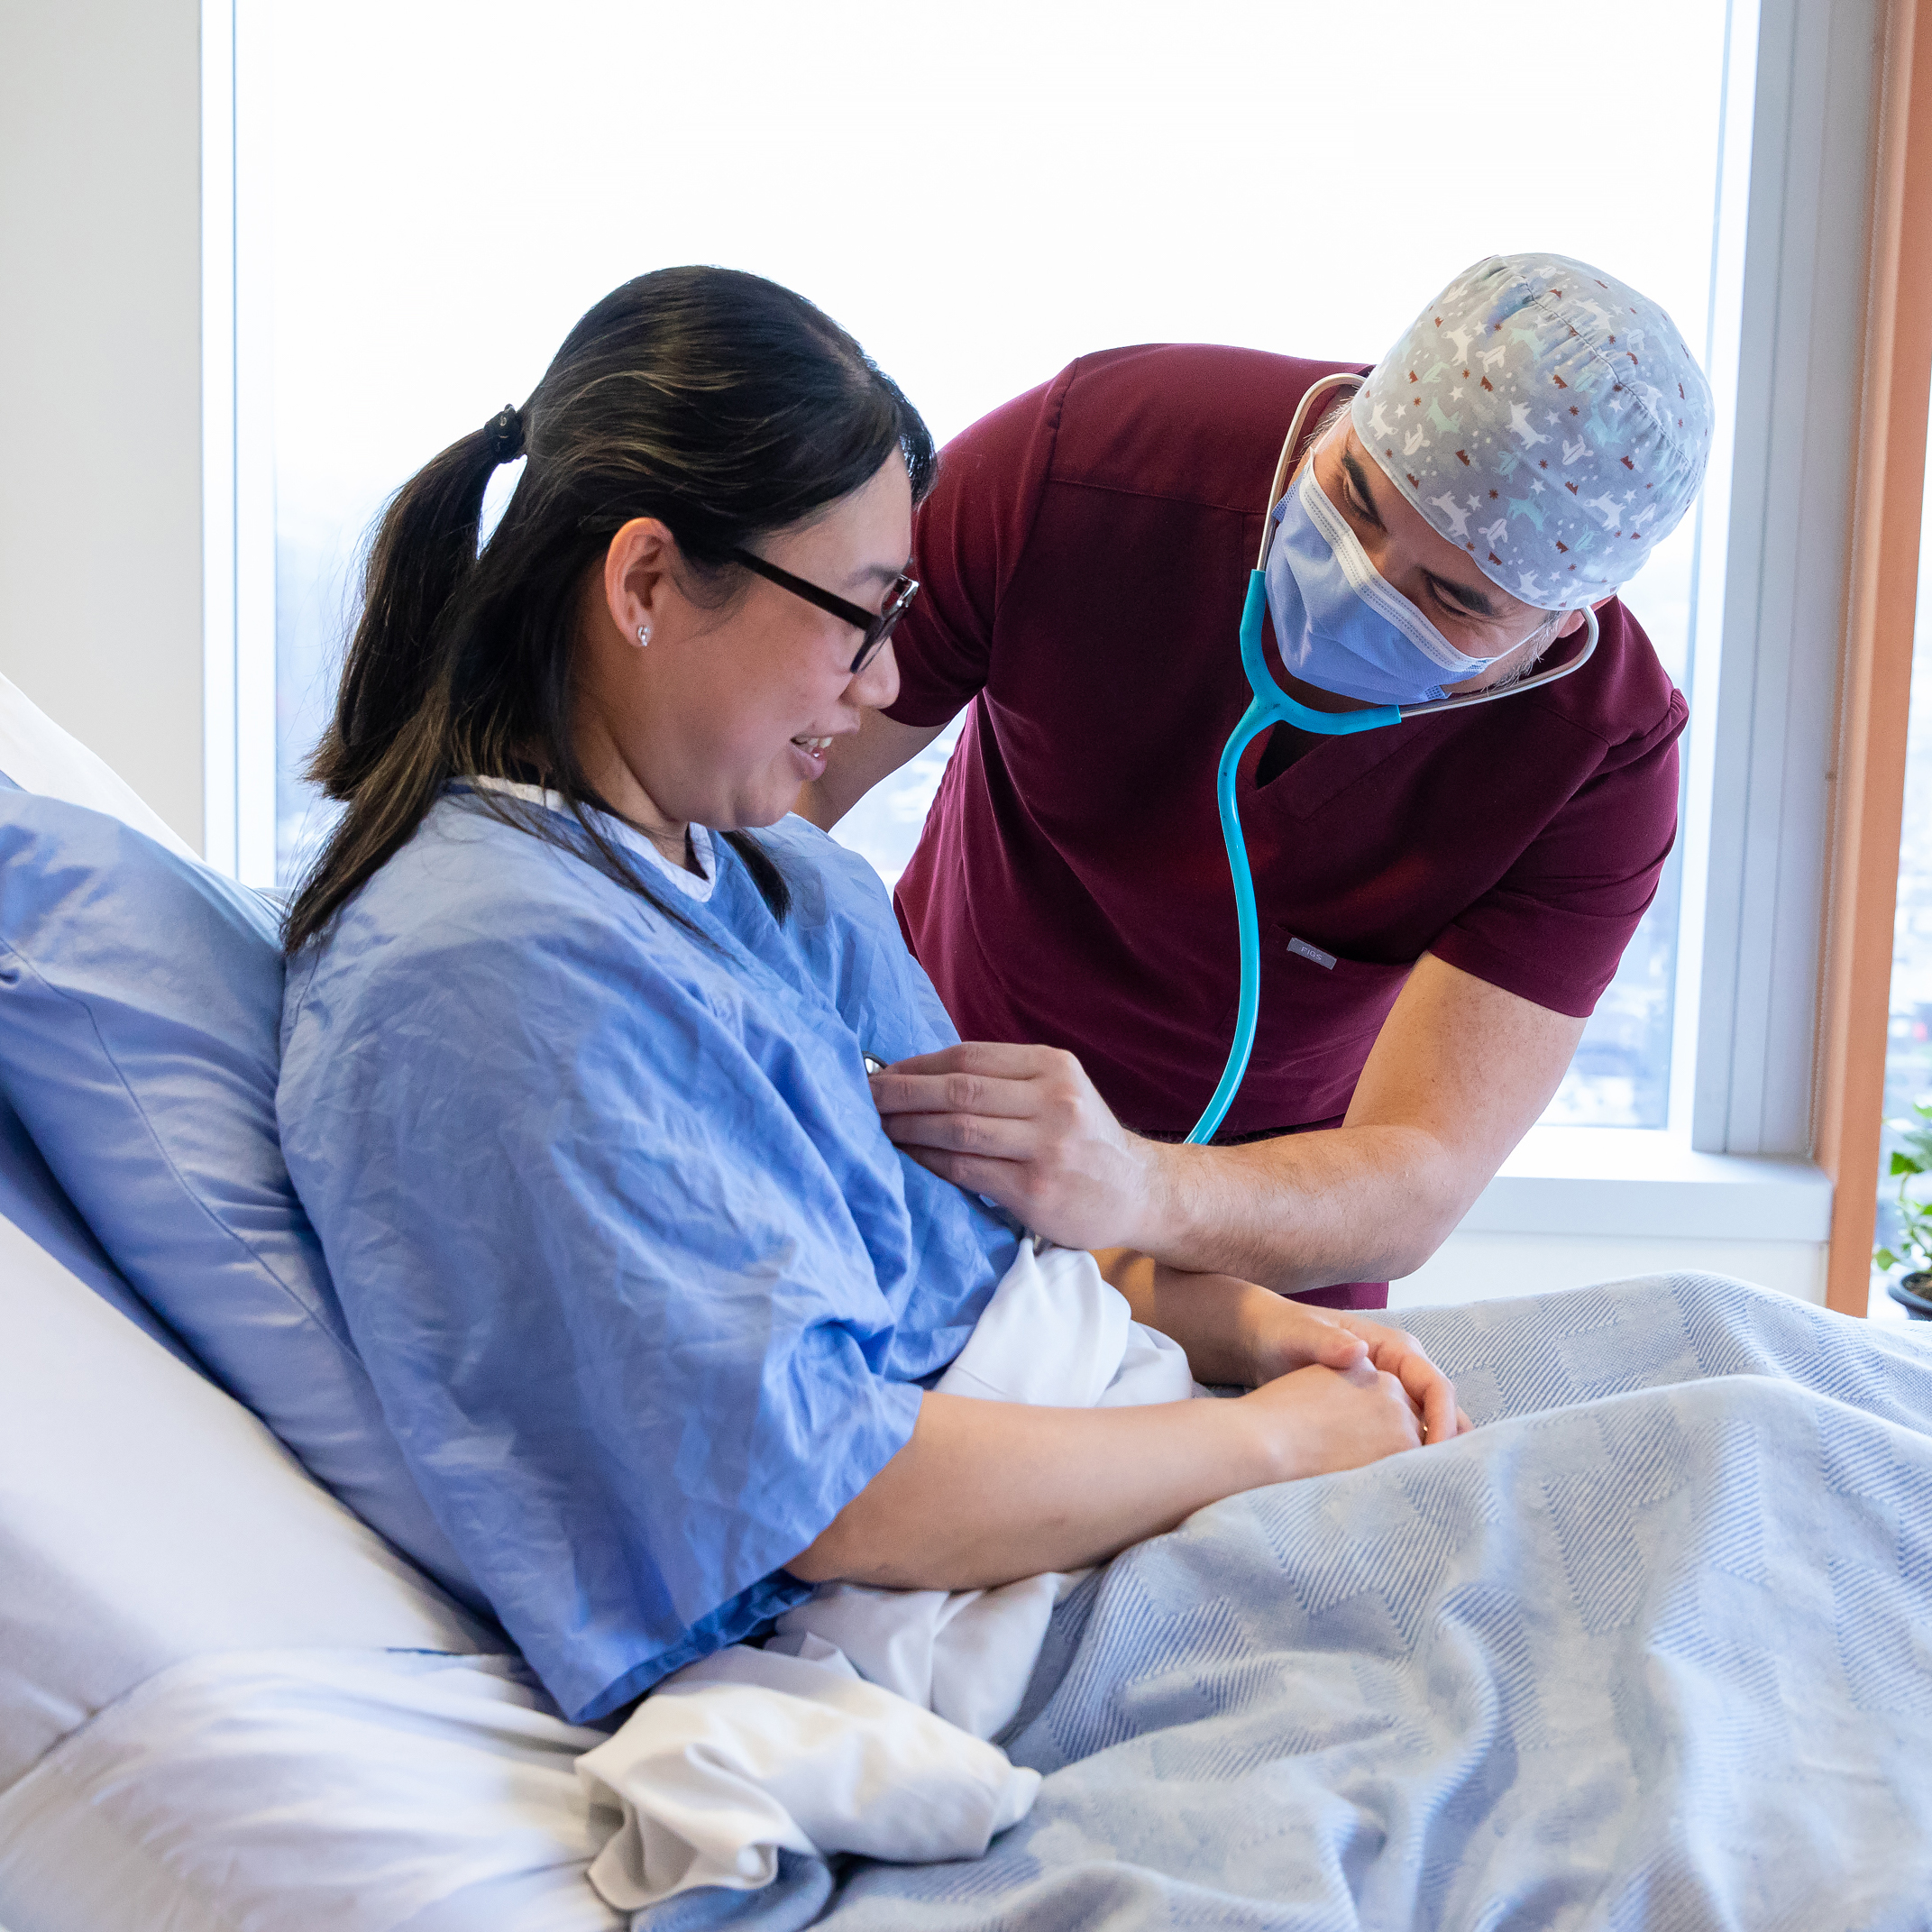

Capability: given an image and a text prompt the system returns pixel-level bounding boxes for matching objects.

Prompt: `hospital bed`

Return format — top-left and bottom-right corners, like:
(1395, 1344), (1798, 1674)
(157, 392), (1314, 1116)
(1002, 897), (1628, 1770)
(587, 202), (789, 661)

(5, 671), (1932, 1932)
(0, 673), (627, 1929)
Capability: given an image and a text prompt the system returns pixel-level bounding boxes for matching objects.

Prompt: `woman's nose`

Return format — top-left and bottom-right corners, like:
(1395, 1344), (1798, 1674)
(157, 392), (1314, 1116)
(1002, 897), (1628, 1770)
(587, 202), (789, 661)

(849, 638), (901, 711)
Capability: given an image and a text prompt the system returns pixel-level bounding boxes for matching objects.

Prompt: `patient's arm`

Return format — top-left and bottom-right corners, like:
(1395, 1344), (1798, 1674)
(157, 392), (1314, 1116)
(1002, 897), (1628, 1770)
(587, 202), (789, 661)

(1094, 1248), (1470, 1440)
(787, 1362), (1420, 1590)
(1093, 1246), (1364, 1385)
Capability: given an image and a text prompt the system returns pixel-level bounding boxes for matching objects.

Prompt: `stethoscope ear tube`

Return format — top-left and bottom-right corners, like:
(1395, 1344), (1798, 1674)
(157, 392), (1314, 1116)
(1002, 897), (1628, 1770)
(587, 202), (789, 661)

(1256, 371), (1368, 571)
(1395, 601), (1598, 717)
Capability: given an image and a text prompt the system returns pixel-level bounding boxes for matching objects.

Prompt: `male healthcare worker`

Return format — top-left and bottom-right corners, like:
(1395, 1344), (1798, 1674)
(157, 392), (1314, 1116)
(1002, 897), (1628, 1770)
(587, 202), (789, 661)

(805, 254), (1716, 1310)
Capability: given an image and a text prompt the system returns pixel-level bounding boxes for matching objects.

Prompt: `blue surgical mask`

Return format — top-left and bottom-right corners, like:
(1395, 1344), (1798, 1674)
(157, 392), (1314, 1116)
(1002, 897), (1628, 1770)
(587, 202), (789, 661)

(1264, 467), (1501, 707)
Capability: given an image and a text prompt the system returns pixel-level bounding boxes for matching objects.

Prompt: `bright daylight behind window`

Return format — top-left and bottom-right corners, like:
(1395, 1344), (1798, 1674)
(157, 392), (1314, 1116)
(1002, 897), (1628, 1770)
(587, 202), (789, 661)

(270, 0), (1732, 1128)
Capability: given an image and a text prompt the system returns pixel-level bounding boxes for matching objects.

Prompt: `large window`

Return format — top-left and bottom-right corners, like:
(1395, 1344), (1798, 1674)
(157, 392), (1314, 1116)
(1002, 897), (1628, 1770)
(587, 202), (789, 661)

(267, 0), (1734, 1129)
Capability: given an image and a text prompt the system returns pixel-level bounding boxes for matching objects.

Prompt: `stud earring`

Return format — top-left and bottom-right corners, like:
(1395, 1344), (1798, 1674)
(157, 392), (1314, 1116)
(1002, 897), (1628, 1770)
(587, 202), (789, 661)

(636, 624), (651, 648)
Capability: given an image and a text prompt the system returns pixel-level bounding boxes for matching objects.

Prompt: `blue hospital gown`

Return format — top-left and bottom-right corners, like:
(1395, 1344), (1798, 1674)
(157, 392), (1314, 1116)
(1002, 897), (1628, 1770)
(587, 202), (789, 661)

(278, 791), (1019, 1721)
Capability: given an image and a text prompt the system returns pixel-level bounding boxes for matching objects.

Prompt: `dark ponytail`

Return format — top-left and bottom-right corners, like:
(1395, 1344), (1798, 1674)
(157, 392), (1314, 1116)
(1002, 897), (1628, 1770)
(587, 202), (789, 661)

(282, 266), (937, 955)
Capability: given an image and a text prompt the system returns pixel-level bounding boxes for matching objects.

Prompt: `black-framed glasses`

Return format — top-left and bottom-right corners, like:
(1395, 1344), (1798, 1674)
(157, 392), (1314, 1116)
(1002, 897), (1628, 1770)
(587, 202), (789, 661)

(728, 547), (920, 674)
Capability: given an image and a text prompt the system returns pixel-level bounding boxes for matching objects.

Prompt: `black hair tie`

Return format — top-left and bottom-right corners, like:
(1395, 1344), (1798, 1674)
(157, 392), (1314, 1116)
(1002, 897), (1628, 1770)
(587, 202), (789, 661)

(484, 404), (525, 465)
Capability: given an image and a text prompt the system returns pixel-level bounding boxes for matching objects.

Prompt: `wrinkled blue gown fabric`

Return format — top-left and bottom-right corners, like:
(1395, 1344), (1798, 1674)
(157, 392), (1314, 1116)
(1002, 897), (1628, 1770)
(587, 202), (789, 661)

(279, 793), (1019, 1723)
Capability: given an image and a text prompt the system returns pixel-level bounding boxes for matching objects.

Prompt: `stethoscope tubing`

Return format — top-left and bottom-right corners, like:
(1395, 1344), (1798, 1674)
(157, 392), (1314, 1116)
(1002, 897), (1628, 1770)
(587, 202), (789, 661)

(1183, 380), (1601, 1146)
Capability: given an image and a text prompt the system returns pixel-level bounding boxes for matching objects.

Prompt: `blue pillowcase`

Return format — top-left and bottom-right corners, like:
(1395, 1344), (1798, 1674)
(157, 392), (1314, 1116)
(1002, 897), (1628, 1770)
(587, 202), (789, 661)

(0, 789), (480, 1608)
(0, 1085), (206, 1375)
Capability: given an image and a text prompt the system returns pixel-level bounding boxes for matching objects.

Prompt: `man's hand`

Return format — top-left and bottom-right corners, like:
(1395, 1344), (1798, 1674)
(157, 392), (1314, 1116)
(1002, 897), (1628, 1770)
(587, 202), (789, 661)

(871, 1041), (1167, 1251)
(878, 957), (1580, 1295)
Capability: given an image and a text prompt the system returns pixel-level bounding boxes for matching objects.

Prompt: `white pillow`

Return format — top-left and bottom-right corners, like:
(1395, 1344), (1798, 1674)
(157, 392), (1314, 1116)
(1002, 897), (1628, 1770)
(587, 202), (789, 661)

(0, 1651), (619, 1932)
(0, 668), (199, 862)
(0, 1211), (490, 1794)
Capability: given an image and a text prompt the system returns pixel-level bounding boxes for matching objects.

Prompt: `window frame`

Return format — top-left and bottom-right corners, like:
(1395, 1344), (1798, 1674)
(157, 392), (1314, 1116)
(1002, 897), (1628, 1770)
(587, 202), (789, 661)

(202, 0), (276, 888)
(1813, 0), (1932, 1311)
(204, 0), (1923, 1283)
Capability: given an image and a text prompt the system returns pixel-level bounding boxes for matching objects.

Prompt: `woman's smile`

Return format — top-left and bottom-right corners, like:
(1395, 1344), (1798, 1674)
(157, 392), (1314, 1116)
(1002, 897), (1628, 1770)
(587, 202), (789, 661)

(789, 734), (833, 776)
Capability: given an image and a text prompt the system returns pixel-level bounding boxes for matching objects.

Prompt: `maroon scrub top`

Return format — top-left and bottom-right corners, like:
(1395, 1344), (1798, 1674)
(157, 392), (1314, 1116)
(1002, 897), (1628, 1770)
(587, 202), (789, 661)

(886, 344), (1686, 1308)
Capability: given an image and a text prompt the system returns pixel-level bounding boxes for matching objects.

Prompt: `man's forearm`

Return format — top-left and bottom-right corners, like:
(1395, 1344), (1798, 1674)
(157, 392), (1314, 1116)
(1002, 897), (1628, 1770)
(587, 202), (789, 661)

(1133, 1123), (1471, 1294)
(1131, 961), (1582, 1289)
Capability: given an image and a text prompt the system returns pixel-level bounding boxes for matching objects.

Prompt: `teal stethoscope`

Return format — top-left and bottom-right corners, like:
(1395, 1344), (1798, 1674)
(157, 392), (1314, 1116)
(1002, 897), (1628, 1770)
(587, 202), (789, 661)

(1185, 372), (1599, 1145)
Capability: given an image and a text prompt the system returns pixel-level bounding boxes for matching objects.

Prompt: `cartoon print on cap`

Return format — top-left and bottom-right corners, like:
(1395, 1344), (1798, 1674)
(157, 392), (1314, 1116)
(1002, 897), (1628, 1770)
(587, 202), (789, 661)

(1351, 254), (1716, 609)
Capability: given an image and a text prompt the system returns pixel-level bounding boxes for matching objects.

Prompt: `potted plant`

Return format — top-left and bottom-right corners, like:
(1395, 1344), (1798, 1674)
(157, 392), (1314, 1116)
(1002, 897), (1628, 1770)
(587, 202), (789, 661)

(1875, 1099), (1932, 1319)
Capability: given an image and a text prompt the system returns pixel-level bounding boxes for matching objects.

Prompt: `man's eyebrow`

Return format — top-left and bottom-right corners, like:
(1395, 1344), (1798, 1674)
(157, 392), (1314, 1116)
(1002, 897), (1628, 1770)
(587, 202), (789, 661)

(1341, 444), (1499, 617)
(1424, 569), (1499, 618)
(1339, 450), (1387, 528)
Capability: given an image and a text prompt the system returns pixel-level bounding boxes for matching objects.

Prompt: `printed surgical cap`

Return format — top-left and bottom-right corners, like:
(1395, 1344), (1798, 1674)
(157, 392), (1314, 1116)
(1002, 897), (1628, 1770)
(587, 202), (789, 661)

(1351, 253), (1715, 610)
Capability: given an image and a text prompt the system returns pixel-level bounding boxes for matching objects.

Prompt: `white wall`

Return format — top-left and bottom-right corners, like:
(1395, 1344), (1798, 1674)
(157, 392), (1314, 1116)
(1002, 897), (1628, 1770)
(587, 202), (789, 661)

(0, 0), (205, 850)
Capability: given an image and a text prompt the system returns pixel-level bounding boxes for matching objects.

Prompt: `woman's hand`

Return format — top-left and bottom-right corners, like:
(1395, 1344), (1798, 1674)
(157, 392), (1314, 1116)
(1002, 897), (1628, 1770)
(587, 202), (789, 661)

(1246, 1300), (1474, 1444)
(1237, 1358), (1426, 1480)
(1097, 1249), (1473, 1445)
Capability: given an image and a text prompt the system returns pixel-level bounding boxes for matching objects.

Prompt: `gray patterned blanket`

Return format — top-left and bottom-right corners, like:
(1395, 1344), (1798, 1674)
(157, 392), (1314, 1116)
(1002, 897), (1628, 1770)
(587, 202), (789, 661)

(673, 1275), (1932, 1931)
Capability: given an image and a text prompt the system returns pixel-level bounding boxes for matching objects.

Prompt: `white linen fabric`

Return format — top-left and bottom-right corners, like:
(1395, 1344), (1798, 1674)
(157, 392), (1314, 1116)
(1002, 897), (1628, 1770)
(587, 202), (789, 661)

(0, 1210), (490, 1796)
(576, 1240), (1197, 1913)
(14, 1269), (1927, 1928)
(0, 668), (198, 860)
(774, 1245), (1195, 1738)
(468, 774), (719, 902)
(578, 1642), (1036, 1909)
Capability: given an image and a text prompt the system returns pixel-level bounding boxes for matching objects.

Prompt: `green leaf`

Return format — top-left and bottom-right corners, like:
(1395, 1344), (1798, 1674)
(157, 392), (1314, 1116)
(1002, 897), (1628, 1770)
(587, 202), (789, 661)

(1891, 1151), (1925, 1176)
(1876, 1248), (1899, 1269)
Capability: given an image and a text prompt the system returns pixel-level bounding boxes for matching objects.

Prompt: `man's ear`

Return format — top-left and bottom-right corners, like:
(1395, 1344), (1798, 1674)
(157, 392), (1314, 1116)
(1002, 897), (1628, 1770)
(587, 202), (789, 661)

(1554, 592), (1616, 640)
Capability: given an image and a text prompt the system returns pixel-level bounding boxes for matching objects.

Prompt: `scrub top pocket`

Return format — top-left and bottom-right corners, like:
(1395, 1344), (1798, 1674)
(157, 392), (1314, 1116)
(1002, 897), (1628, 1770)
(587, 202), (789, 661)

(1209, 934), (1414, 1134)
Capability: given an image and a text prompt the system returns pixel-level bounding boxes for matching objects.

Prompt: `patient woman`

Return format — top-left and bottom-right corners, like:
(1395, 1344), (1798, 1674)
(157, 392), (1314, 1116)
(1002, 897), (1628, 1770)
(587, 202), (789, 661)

(277, 267), (1463, 1727)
